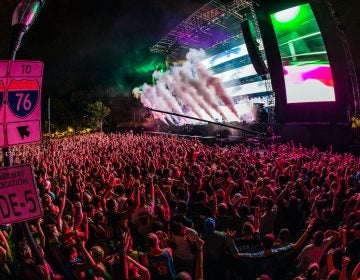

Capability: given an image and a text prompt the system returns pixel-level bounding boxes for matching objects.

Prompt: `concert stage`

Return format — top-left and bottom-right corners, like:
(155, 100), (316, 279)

(149, 121), (354, 153)
(137, 0), (359, 153)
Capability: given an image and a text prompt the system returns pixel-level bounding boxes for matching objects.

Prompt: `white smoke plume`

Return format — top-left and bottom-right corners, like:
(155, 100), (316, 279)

(186, 48), (206, 64)
(181, 83), (215, 120)
(135, 48), (243, 124)
(197, 65), (240, 119)
(142, 84), (166, 121)
(155, 82), (183, 114)
(163, 72), (203, 119)
(179, 70), (226, 120)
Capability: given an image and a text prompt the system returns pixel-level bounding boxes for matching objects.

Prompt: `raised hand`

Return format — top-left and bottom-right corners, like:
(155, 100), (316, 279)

(195, 237), (205, 250)
(224, 229), (237, 239)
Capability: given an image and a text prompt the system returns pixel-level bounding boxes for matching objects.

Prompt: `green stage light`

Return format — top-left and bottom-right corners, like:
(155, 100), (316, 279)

(274, 6), (300, 23)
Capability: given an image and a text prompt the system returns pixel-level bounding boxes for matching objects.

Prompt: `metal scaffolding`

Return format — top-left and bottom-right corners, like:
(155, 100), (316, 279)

(150, 0), (254, 59)
(150, 0), (274, 115)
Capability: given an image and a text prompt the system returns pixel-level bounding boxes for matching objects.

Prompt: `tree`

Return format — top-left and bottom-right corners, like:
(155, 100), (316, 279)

(86, 101), (111, 132)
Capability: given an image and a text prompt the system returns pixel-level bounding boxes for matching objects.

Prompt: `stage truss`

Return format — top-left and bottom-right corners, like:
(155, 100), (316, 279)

(150, 0), (274, 112)
(150, 0), (259, 60)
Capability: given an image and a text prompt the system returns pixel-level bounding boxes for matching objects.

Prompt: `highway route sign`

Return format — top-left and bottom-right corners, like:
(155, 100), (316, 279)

(0, 60), (43, 147)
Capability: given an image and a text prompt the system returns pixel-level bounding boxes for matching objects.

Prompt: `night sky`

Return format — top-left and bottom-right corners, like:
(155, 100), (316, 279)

(1, 0), (208, 92)
(0, 0), (209, 127)
(0, 0), (359, 128)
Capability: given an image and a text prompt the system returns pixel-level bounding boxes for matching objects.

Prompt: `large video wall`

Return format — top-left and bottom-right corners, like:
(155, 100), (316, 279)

(270, 3), (335, 103)
(202, 44), (271, 103)
(200, 43), (272, 121)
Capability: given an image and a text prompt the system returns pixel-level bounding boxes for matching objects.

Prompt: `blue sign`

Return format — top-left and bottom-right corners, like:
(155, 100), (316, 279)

(7, 90), (39, 118)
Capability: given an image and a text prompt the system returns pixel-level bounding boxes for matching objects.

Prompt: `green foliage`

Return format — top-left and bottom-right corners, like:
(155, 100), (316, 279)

(86, 101), (111, 132)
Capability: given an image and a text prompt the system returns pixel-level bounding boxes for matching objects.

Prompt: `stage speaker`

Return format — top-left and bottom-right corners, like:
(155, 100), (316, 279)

(241, 20), (268, 77)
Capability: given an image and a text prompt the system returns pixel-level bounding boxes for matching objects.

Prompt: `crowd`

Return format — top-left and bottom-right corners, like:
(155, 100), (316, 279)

(0, 132), (358, 280)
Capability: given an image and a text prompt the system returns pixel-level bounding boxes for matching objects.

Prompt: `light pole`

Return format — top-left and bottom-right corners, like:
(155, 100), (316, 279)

(4, 1), (45, 166)
(10, 0), (46, 59)
(3, 0), (45, 265)
(48, 97), (51, 134)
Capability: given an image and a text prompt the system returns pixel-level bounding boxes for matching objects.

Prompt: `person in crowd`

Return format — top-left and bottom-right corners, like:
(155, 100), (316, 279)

(143, 232), (176, 280)
(296, 230), (340, 274)
(168, 221), (198, 277)
(260, 198), (277, 236)
(172, 201), (194, 229)
(344, 221), (360, 278)
(202, 217), (238, 280)
(235, 216), (316, 278)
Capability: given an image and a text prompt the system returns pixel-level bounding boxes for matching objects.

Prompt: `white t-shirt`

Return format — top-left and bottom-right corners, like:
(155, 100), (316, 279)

(170, 227), (198, 261)
(297, 237), (333, 273)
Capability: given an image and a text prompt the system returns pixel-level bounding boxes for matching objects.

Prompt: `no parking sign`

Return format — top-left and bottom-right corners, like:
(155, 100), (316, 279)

(0, 61), (43, 147)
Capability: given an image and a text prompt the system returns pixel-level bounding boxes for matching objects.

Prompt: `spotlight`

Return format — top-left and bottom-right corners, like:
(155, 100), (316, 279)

(274, 6), (300, 23)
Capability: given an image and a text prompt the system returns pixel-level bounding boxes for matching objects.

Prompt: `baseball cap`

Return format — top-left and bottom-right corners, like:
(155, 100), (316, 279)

(204, 217), (215, 234)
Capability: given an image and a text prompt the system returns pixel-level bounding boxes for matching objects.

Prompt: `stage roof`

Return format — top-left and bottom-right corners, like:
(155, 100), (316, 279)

(150, 0), (254, 60)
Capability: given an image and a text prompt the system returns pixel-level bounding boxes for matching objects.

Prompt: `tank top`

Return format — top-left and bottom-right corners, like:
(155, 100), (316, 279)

(147, 248), (176, 280)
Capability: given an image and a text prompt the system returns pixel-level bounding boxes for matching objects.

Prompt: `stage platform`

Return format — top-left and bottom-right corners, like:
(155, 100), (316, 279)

(147, 122), (356, 153)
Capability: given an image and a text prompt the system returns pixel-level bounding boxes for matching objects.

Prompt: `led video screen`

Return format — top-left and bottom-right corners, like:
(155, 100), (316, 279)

(200, 44), (271, 121)
(201, 45), (249, 69)
(270, 3), (335, 103)
(202, 45), (269, 98)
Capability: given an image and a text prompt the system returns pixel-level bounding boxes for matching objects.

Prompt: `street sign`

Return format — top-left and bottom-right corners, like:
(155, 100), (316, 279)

(0, 61), (8, 77)
(0, 164), (43, 224)
(6, 79), (41, 145)
(0, 60), (43, 147)
(9, 61), (44, 77)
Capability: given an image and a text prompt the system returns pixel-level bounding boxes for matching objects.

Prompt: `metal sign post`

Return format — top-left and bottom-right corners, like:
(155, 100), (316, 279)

(0, 62), (9, 148)
(0, 60), (44, 266)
